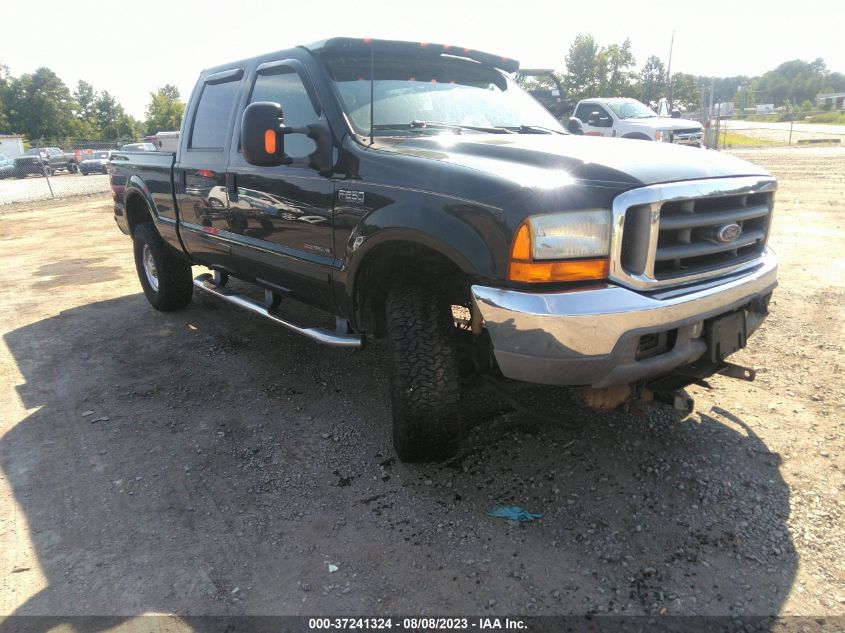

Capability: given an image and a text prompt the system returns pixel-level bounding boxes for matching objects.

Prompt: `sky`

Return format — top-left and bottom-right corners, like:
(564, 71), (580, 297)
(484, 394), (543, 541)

(2, 0), (843, 119)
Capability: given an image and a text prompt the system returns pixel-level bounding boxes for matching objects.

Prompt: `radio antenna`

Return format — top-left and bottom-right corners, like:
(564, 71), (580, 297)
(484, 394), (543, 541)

(369, 40), (375, 146)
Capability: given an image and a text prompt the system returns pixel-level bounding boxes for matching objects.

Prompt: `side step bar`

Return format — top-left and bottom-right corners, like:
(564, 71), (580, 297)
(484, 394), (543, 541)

(192, 273), (364, 349)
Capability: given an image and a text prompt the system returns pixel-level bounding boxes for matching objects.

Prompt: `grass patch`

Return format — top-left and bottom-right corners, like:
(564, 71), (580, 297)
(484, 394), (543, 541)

(740, 114), (781, 123)
(804, 112), (845, 125)
(719, 131), (781, 148)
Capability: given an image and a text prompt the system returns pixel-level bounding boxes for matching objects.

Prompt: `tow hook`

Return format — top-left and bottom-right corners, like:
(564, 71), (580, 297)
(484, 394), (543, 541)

(718, 362), (756, 382)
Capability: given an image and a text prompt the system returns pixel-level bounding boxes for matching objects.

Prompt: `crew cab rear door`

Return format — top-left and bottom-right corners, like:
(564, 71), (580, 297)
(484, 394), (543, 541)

(224, 57), (335, 311)
(175, 67), (244, 272)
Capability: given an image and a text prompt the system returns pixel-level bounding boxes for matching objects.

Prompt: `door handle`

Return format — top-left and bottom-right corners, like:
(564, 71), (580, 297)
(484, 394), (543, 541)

(226, 173), (238, 203)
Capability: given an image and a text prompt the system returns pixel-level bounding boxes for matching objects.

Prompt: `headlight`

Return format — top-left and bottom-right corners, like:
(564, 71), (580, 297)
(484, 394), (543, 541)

(508, 210), (611, 283)
(530, 210), (611, 259)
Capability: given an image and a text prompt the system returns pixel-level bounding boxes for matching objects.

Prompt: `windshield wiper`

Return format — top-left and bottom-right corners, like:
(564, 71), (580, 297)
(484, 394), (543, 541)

(412, 120), (516, 134)
(504, 125), (565, 135)
(372, 121), (514, 134)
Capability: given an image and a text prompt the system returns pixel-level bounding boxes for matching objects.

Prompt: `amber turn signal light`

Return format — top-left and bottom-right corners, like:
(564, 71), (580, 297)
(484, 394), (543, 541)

(507, 221), (609, 283)
(264, 129), (276, 154)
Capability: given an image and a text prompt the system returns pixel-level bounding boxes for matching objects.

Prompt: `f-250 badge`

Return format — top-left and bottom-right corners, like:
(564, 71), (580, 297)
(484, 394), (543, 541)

(337, 189), (365, 204)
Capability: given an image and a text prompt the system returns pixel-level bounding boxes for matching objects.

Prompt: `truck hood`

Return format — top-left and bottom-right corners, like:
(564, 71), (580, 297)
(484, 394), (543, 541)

(384, 133), (766, 187)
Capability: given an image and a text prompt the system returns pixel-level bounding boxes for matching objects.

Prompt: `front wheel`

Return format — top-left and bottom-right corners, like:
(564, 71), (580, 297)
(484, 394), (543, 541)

(385, 286), (461, 462)
(133, 223), (193, 311)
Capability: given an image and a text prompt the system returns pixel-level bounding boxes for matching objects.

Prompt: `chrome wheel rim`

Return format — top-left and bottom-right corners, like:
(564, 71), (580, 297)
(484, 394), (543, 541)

(142, 244), (159, 292)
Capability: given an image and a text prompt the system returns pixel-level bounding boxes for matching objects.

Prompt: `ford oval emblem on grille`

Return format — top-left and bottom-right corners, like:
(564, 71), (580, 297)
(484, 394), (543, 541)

(716, 223), (742, 243)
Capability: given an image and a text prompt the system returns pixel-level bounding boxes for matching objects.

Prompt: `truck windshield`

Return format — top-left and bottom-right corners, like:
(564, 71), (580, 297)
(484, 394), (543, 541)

(320, 54), (566, 136)
(606, 99), (657, 120)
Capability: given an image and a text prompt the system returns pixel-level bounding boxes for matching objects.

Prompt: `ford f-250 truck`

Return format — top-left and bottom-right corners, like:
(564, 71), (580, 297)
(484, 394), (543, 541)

(110, 38), (777, 462)
(573, 97), (704, 146)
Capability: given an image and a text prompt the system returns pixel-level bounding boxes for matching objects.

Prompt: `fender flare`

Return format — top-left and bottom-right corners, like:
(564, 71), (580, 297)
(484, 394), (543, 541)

(124, 176), (160, 222)
(347, 226), (480, 284)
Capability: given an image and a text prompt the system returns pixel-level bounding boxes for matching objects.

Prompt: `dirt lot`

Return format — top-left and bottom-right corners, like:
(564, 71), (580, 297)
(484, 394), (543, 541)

(1, 147), (843, 622)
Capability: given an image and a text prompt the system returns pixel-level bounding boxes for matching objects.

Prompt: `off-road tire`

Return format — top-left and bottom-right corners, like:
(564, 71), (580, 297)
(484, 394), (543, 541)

(385, 286), (461, 462)
(133, 222), (193, 311)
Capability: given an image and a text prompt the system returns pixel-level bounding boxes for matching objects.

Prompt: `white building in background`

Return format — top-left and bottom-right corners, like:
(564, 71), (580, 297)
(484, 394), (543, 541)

(817, 92), (845, 109)
(0, 135), (25, 159)
(714, 102), (735, 117)
(755, 104), (775, 114)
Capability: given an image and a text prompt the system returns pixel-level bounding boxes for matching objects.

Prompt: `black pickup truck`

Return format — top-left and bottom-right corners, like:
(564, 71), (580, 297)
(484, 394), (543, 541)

(110, 38), (778, 462)
(13, 147), (79, 177)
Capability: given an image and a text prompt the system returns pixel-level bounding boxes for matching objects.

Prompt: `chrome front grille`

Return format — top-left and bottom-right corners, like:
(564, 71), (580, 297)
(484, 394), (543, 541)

(610, 177), (776, 290)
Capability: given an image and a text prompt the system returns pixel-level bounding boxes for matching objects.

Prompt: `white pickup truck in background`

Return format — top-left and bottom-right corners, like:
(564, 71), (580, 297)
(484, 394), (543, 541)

(573, 97), (703, 146)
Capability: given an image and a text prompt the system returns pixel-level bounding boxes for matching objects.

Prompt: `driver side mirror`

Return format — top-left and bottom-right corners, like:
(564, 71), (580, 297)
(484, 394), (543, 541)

(567, 117), (584, 135)
(587, 111), (612, 127)
(241, 101), (333, 172)
(242, 102), (286, 166)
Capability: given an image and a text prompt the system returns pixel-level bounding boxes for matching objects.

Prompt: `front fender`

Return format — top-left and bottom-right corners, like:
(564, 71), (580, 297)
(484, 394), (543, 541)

(343, 193), (509, 285)
(332, 188), (515, 325)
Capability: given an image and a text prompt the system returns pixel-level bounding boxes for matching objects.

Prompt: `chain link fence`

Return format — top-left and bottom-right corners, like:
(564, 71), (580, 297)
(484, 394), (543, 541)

(0, 137), (150, 207)
(676, 109), (844, 149)
(2, 116), (843, 207)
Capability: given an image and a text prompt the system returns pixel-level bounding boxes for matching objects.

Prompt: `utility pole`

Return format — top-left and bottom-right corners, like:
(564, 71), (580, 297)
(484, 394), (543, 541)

(708, 77), (716, 148)
(666, 30), (675, 109)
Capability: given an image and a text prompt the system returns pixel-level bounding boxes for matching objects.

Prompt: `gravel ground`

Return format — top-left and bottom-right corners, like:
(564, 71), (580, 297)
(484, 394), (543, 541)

(0, 172), (110, 206)
(0, 147), (843, 622)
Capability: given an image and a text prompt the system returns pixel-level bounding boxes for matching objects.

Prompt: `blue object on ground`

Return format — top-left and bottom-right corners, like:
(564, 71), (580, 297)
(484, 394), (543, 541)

(488, 505), (543, 522)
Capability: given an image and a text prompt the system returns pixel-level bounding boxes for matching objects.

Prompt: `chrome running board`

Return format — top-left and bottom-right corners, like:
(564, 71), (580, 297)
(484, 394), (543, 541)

(192, 273), (364, 349)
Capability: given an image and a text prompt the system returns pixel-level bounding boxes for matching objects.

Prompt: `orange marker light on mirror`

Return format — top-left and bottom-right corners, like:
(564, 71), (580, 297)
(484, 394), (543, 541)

(264, 129), (276, 154)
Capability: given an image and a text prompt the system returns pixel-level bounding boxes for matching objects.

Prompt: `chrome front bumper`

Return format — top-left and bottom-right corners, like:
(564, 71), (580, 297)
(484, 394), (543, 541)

(471, 250), (777, 388)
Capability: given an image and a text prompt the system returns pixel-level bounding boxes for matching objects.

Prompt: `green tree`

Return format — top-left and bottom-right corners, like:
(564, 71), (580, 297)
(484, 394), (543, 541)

(751, 58), (845, 107)
(73, 80), (100, 139)
(602, 39), (636, 97)
(5, 67), (81, 141)
(565, 34), (602, 102)
(670, 73), (702, 110)
(96, 91), (139, 141)
(145, 84), (185, 135)
(0, 61), (11, 131)
(639, 56), (666, 105)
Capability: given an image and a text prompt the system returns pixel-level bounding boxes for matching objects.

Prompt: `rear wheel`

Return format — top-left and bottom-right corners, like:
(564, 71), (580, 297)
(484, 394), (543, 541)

(385, 286), (461, 462)
(133, 223), (193, 311)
